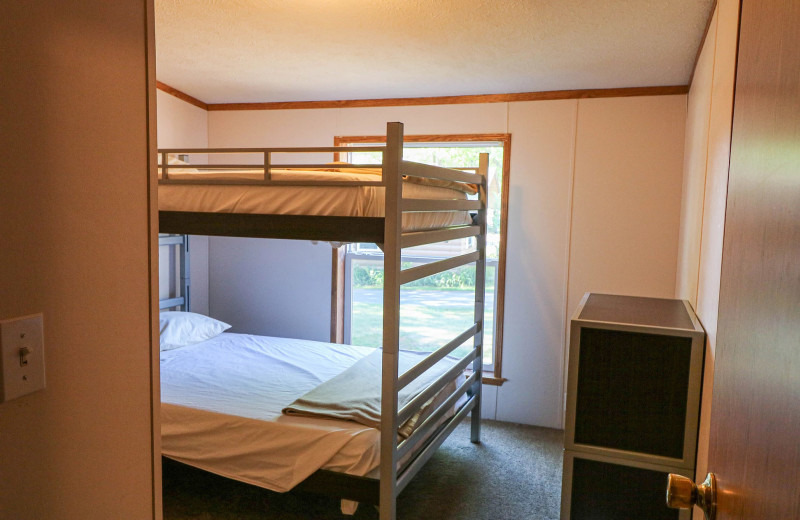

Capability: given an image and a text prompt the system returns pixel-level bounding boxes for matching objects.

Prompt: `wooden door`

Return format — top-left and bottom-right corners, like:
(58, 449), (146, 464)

(706, 0), (800, 518)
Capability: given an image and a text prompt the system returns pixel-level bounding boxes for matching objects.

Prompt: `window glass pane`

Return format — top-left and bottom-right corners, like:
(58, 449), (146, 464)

(350, 257), (495, 364)
(349, 145), (503, 260)
(346, 142), (503, 369)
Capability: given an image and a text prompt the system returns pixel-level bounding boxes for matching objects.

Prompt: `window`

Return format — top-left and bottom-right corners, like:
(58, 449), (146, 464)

(333, 134), (510, 383)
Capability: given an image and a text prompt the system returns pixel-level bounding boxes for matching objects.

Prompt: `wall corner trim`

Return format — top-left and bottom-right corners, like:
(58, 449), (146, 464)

(156, 81), (209, 111)
(688, 1), (720, 89)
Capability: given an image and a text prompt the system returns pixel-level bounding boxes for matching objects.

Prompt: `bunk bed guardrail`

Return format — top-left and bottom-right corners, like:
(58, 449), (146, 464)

(160, 146), (386, 186)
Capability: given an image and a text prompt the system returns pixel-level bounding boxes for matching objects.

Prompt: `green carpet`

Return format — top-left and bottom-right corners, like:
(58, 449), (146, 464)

(162, 420), (564, 520)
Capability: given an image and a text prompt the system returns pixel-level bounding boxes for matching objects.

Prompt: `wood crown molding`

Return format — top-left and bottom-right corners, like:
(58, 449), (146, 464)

(206, 85), (688, 111)
(156, 81), (208, 110)
(157, 83), (688, 112)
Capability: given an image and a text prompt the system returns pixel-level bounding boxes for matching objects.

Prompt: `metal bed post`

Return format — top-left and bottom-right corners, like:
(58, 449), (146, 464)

(471, 153), (489, 443)
(157, 234), (190, 311)
(379, 122), (404, 520)
(180, 234), (190, 312)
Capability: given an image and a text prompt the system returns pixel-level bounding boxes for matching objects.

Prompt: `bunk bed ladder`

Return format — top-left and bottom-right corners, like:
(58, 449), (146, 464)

(379, 122), (404, 520)
(379, 122), (488, 520)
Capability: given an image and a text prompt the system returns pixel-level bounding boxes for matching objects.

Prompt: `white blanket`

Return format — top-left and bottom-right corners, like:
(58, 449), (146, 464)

(160, 333), (455, 493)
(283, 349), (457, 438)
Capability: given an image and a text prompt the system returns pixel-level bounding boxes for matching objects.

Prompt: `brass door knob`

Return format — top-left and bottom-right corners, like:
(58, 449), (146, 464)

(666, 473), (716, 520)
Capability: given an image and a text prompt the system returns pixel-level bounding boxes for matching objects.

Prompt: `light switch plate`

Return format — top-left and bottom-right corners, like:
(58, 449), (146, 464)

(0, 313), (45, 402)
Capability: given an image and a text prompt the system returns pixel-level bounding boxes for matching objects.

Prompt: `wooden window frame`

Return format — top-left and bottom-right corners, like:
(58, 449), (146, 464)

(330, 133), (510, 385)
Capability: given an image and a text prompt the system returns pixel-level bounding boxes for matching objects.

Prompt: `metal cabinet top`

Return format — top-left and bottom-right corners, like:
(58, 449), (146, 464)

(573, 293), (703, 333)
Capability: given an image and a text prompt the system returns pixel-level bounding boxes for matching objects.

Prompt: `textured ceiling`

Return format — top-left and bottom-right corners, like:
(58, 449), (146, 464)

(155, 0), (713, 104)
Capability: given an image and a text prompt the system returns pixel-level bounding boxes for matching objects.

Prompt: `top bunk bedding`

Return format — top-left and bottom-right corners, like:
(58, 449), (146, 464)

(158, 167), (474, 236)
(157, 124), (485, 243)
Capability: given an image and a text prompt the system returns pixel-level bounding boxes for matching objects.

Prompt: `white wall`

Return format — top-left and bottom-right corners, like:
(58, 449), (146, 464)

(0, 2), (156, 519)
(209, 238), (333, 341)
(567, 96), (687, 321)
(676, 33), (714, 303)
(673, 2), (738, 515)
(156, 90), (208, 149)
(205, 95), (687, 428)
(498, 100), (577, 426)
(156, 90), (210, 314)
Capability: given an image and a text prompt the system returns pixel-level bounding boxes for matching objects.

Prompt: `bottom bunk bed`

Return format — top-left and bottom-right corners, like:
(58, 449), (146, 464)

(158, 310), (475, 514)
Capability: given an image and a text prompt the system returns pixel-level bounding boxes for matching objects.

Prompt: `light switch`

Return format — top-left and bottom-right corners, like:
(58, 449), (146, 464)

(0, 313), (45, 402)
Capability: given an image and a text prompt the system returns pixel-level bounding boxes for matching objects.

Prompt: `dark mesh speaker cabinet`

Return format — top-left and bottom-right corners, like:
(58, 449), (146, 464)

(561, 293), (705, 520)
(562, 452), (694, 520)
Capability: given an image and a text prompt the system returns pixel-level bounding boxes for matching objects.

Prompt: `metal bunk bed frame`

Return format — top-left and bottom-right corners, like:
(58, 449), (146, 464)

(158, 234), (190, 312)
(157, 122), (487, 520)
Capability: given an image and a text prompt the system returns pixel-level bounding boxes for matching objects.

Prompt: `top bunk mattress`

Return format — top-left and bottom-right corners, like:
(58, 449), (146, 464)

(158, 169), (474, 232)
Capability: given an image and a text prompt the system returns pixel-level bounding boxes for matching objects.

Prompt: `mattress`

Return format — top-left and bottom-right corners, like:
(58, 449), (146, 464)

(158, 169), (473, 232)
(160, 332), (458, 493)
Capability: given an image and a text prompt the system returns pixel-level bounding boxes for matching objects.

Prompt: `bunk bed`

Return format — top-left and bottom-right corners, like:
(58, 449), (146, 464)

(157, 122), (487, 520)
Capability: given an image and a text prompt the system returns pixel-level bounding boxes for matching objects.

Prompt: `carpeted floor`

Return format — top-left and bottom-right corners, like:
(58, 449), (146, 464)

(162, 420), (564, 520)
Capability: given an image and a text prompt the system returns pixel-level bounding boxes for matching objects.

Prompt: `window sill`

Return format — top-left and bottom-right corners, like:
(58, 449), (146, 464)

(467, 369), (507, 386)
(482, 374), (507, 386)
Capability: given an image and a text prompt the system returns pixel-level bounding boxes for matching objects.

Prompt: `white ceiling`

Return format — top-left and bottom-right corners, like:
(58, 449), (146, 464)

(155, 0), (713, 105)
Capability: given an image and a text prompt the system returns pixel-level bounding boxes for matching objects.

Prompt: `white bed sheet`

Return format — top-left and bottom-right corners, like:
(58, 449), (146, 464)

(158, 169), (473, 232)
(160, 333), (453, 493)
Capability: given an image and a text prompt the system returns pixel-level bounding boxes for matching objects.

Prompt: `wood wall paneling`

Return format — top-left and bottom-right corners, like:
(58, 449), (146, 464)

(675, 11), (717, 307)
(146, 1), (162, 518)
(2, 1), (156, 518)
(199, 94), (687, 428)
(567, 96), (687, 320)
(499, 99), (578, 427)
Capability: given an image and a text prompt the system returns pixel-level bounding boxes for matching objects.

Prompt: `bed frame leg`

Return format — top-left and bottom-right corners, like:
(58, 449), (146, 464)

(470, 152), (489, 445)
(471, 404), (482, 444)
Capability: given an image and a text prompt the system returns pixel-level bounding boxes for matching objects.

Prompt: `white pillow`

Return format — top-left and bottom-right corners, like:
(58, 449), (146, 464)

(159, 311), (231, 351)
